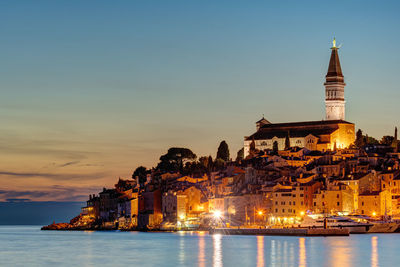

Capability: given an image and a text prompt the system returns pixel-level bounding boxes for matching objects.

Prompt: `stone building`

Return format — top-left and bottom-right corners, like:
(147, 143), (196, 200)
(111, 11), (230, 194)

(244, 40), (354, 157)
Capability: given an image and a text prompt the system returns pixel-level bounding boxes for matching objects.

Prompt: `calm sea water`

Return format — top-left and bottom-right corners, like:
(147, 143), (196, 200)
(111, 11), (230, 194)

(0, 226), (399, 266)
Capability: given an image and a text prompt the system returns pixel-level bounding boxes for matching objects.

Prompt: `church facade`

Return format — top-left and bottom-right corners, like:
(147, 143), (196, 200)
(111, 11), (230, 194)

(244, 40), (355, 157)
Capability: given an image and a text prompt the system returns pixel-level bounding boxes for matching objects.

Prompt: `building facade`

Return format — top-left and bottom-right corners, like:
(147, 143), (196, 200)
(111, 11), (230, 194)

(244, 40), (354, 158)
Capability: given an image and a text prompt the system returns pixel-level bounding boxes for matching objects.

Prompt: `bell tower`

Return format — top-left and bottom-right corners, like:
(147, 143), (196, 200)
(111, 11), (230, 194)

(325, 38), (346, 120)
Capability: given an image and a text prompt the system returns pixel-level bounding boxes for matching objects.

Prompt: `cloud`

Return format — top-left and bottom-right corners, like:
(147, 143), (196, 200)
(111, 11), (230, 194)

(0, 185), (102, 202)
(58, 161), (80, 167)
(0, 170), (106, 181)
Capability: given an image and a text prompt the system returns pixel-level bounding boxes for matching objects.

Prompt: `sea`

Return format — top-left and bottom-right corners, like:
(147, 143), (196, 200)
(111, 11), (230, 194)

(0, 226), (398, 266)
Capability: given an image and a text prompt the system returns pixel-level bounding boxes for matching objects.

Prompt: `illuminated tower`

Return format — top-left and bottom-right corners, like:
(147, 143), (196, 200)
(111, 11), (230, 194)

(325, 38), (346, 120)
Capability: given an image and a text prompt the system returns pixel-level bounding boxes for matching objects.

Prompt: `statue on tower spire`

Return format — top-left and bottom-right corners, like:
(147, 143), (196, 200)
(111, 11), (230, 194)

(324, 38), (346, 120)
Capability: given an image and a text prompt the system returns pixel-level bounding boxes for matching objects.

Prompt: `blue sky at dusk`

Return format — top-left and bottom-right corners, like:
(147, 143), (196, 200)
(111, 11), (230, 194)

(1, 0), (399, 201)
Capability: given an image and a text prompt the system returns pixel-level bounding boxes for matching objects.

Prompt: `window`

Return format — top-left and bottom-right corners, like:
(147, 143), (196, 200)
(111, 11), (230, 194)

(337, 202), (340, 206)
(289, 201), (291, 205)
(293, 201), (296, 206)
(362, 202), (364, 206)
(383, 184), (386, 189)
(300, 194), (304, 197)
(275, 201), (278, 205)
(293, 194), (296, 197)
(275, 208), (278, 212)
(322, 194), (325, 199)
(282, 209), (285, 212)
(337, 194), (339, 198)
(301, 201), (303, 206)
(314, 202), (316, 206)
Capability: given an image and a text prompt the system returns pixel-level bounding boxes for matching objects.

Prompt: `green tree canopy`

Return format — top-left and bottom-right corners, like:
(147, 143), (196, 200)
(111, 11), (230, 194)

(381, 136), (395, 146)
(216, 140), (230, 161)
(355, 129), (365, 148)
(156, 147), (197, 173)
(132, 166), (148, 185)
(236, 148), (244, 161)
(273, 141), (279, 154)
(285, 132), (290, 150)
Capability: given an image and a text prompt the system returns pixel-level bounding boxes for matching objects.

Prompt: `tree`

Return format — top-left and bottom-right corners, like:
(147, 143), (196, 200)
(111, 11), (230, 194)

(381, 136), (395, 146)
(236, 148), (244, 161)
(208, 155), (213, 171)
(214, 158), (225, 170)
(199, 156), (210, 169)
(216, 140), (230, 161)
(285, 132), (291, 150)
(132, 166), (147, 186)
(355, 129), (365, 148)
(367, 136), (379, 145)
(156, 147), (197, 173)
(273, 141), (279, 154)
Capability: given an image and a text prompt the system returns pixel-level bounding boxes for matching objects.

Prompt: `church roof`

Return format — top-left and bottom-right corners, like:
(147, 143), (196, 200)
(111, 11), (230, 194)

(325, 46), (344, 84)
(326, 47), (343, 77)
(245, 120), (353, 141)
(259, 120), (353, 128)
(256, 117), (271, 124)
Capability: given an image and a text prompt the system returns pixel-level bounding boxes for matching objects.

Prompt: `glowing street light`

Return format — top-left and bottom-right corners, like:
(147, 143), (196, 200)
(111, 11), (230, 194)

(300, 211), (305, 216)
(213, 210), (222, 219)
(372, 212), (377, 217)
(257, 211), (263, 216)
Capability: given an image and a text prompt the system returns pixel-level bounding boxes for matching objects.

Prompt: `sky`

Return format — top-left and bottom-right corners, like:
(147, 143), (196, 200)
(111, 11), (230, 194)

(1, 0), (399, 201)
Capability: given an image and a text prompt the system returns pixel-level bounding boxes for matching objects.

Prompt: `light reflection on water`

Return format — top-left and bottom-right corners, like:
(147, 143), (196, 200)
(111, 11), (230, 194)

(198, 231), (206, 267)
(257, 236), (264, 267)
(213, 234), (223, 267)
(0, 226), (392, 267)
(371, 236), (378, 267)
(299, 238), (306, 267)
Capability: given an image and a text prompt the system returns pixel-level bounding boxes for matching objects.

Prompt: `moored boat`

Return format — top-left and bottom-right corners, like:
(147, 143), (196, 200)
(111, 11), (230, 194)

(299, 215), (372, 233)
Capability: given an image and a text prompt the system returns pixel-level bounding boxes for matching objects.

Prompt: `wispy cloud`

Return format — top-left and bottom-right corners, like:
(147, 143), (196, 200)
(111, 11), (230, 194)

(58, 161), (80, 167)
(0, 185), (101, 202)
(0, 170), (106, 181)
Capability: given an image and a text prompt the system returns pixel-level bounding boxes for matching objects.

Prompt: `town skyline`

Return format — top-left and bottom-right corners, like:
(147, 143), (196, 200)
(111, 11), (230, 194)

(1, 1), (400, 202)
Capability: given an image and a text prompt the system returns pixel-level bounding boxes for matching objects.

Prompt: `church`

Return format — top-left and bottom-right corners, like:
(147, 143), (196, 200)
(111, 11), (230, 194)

(244, 40), (355, 157)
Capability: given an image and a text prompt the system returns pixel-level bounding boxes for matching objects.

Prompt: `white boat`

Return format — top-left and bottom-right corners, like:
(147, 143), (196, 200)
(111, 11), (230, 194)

(299, 215), (373, 233)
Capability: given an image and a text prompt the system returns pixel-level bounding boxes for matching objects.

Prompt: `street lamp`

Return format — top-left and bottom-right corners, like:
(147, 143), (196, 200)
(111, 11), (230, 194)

(213, 210), (222, 219)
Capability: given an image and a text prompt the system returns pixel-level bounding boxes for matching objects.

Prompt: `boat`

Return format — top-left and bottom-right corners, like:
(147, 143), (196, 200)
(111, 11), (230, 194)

(299, 215), (373, 233)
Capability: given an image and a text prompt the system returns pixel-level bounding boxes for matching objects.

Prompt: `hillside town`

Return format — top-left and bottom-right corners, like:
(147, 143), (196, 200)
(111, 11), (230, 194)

(44, 128), (400, 232)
